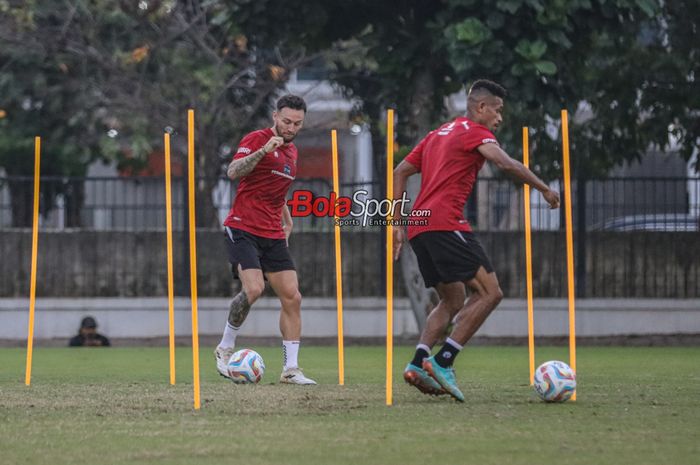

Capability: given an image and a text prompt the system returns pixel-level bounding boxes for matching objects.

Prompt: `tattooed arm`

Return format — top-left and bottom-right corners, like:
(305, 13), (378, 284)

(227, 135), (284, 180)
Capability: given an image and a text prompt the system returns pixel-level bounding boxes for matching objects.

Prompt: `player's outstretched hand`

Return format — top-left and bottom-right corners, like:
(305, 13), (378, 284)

(543, 188), (560, 209)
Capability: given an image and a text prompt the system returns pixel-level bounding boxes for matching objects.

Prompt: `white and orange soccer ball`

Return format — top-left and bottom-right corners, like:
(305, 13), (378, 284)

(227, 349), (265, 384)
(533, 360), (576, 402)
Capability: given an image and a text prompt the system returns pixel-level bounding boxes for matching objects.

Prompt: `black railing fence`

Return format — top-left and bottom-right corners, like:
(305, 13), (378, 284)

(3, 175), (698, 232)
(1, 175), (698, 298)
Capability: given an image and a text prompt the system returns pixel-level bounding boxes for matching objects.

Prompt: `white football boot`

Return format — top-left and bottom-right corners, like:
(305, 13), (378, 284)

(214, 346), (235, 379)
(279, 367), (317, 385)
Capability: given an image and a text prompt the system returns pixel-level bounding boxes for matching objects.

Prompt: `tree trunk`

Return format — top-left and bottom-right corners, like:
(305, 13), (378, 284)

(399, 224), (439, 331)
(400, 67), (439, 333)
(405, 67), (436, 143)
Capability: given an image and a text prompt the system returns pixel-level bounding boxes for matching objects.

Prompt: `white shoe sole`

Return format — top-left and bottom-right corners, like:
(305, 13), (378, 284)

(214, 350), (232, 379)
(279, 377), (317, 385)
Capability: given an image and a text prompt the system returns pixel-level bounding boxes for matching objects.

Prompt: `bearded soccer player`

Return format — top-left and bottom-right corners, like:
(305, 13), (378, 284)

(215, 94), (316, 385)
(393, 79), (560, 401)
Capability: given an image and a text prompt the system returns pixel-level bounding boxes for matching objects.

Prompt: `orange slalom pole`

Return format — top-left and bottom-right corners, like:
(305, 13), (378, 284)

(385, 109), (394, 406)
(25, 136), (41, 386)
(164, 133), (176, 385)
(188, 110), (201, 409)
(331, 130), (345, 385)
(561, 109), (577, 400)
(523, 127), (535, 385)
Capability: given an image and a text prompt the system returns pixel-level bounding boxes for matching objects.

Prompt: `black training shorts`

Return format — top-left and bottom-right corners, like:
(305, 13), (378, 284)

(223, 227), (296, 278)
(409, 230), (494, 288)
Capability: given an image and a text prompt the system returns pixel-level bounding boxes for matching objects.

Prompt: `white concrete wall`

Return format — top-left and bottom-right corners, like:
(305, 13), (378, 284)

(0, 297), (418, 339)
(0, 298), (698, 340)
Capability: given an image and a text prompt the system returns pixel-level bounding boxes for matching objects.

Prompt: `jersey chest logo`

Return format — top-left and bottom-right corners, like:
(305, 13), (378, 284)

(438, 121), (470, 136)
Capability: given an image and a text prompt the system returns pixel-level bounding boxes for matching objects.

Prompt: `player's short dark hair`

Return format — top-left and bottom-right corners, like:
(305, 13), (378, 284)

(469, 79), (507, 99)
(276, 95), (307, 113)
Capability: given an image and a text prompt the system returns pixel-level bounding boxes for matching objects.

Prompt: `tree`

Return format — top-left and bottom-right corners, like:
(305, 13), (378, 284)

(327, 1), (697, 175)
(314, 0), (700, 327)
(224, 0), (697, 325)
(0, 2), (108, 226)
(583, 0), (699, 171)
(0, 0), (326, 227)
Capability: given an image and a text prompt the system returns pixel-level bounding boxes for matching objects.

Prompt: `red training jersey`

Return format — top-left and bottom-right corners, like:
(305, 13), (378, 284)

(404, 117), (498, 240)
(223, 128), (297, 239)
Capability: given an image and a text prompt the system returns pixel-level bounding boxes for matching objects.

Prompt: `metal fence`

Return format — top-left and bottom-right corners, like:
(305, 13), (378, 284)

(1, 175), (699, 298)
(0, 176), (383, 232)
(2, 175), (697, 232)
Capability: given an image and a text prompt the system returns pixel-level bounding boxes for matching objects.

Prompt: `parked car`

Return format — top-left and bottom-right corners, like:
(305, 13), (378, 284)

(594, 214), (699, 232)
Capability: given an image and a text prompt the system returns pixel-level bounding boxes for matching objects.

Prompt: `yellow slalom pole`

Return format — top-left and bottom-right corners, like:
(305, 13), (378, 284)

(523, 127), (535, 385)
(331, 130), (345, 386)
(25, 136), (41, 386)
(385, 109), (394, 406)
(164, 133), (176, 385)
(561, 109), (577, 400)
(187, 110), (201, 409)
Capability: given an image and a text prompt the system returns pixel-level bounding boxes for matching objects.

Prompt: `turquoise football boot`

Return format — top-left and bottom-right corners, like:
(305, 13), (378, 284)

(422, 356), (465, 402)
(404, 363), (446, 396)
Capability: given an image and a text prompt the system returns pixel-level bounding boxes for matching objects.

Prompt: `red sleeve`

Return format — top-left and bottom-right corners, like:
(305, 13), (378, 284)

(233, 131), (266, 161)
(463, 126), (499, 152)
(404, 131), (434, 172)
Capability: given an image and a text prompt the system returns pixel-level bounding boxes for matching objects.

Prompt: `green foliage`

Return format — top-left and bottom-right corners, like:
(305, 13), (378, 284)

(1, 0), (698, 218)
(318, 0), (698, 180)
(0, 0), (321, 225)
(453, 18), (493, 45)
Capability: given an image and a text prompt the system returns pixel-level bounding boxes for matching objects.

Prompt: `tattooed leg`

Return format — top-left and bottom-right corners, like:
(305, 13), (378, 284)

(228, 290), (252, 327)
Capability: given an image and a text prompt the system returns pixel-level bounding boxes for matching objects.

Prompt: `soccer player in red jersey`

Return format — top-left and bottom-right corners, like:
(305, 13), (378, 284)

(393, 80), (560, 401)
(215, 95), (316, 385)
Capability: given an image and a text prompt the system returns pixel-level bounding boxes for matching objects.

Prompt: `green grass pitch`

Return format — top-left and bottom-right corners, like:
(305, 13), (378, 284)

(1, 346), (698, 465)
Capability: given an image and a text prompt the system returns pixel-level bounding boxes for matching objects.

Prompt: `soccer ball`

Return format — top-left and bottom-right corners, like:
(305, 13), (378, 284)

(227, 349), (265, 384)
(533, 360), (576, 402)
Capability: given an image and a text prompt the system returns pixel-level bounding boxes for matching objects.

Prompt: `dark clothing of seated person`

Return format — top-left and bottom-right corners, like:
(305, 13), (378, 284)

(69, 316), (111, 347)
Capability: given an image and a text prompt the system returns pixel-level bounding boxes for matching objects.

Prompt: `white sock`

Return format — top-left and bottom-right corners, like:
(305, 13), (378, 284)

(282, 340), (300, 370)
(219, 322), (239, 348)
(416, 343), (431, 354)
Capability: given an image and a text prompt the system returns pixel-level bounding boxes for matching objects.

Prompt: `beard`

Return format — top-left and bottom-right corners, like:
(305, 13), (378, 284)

(275, 124), (296, 143)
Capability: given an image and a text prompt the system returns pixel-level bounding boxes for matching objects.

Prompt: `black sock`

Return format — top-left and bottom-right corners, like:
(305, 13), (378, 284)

(434, 340), (461, 368)
(410, 347), (430, 367)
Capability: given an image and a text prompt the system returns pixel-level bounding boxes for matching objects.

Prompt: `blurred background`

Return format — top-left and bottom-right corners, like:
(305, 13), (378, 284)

(1, 0), (698, 342)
